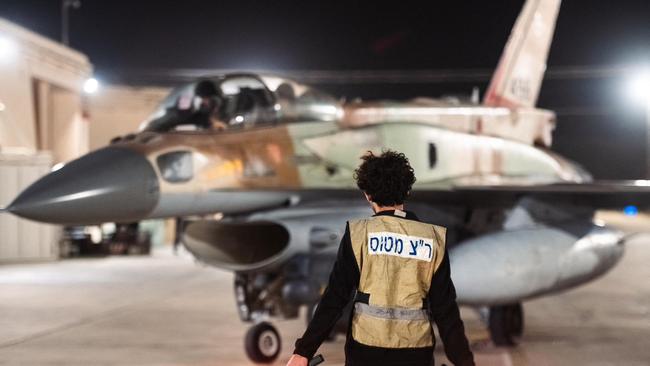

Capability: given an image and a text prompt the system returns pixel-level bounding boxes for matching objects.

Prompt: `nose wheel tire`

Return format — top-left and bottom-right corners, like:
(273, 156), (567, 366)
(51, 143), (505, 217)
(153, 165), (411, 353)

(244, 322), (281, 364)
(488, 303), (524, 346)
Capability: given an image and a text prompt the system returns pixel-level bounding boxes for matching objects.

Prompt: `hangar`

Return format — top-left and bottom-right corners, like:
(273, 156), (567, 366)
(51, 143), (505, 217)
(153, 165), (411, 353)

(0, 18), (91, 262)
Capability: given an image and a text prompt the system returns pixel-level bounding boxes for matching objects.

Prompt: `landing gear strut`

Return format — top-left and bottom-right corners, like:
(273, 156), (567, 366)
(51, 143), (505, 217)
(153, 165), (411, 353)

(244, 321), (281, 364)
(235, 271), (292, 364)
(488, 303), (523, 346)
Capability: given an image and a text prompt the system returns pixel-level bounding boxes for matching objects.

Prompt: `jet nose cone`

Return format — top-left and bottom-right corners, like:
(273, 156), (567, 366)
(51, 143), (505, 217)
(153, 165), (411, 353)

(8, 147), (159, 225)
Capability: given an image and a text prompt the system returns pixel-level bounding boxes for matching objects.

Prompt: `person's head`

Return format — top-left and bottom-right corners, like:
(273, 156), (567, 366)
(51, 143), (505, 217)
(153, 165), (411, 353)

(194, 80), (222, 114)
(194, 79), (219, 98)
(353, 150), (416, 209)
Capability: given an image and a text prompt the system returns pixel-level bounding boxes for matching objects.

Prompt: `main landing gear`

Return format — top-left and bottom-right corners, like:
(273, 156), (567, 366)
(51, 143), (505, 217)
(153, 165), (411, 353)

(235, 254), (334, 364)
(488, 303), (524, 346)
(235, 271), (303, 364)
(245, 321), (282, 363)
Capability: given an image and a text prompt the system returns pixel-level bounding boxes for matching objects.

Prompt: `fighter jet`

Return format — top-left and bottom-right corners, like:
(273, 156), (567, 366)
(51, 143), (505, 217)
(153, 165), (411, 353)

(4, 0), (648, 363)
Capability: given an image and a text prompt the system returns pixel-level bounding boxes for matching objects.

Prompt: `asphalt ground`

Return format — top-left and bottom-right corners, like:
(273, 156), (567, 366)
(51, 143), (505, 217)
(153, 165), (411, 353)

(0, 212), (648, 366)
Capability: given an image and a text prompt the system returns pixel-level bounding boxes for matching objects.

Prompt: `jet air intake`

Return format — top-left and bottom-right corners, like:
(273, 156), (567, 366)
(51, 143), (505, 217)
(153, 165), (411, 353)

(182, 219), (291, 272)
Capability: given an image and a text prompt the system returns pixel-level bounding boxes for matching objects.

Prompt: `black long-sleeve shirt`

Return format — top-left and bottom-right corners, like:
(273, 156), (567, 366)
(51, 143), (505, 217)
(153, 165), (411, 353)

(294, 210), (475, 366)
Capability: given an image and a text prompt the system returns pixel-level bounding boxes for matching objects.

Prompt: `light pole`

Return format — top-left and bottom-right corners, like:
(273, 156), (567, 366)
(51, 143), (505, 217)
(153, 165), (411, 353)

(61, 0), (81, 46)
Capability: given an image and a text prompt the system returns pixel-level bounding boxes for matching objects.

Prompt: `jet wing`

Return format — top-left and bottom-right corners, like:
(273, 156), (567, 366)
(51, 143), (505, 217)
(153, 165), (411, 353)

(437, 181), (650, 209)
(295, 181), (650, 210)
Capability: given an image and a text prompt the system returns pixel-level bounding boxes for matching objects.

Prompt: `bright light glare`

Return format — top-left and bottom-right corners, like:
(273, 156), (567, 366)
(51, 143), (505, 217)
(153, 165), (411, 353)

(83, 77), (99, 94)
(626, 68), (650, 105)
(51, 162), (65, 172)
(624, 205), (638, 216)
(0, 36), (17, 61)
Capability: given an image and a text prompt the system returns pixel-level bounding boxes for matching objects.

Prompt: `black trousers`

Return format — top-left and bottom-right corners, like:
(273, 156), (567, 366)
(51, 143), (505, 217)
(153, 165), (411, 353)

(344, 337), (435, 366)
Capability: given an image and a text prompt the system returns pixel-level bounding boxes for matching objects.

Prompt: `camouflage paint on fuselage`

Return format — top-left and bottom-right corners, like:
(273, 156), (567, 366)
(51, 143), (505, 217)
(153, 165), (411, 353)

(114, 108), (587, 208)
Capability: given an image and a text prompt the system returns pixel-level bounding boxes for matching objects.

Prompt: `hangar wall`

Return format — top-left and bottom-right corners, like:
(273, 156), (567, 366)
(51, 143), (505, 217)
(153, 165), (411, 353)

(0, 153), (58, 263)
(0, 18), (92, 262)
(0, 18), (91, 162)
(87, 85), (169, 150)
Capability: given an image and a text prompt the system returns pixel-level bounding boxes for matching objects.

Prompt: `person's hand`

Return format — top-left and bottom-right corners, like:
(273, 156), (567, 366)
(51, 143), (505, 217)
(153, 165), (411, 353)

(286, 353), (309, 366)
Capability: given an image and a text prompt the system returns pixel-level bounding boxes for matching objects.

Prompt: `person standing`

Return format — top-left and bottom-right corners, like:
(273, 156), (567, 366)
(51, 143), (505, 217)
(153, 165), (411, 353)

(287, 150), (475, 366)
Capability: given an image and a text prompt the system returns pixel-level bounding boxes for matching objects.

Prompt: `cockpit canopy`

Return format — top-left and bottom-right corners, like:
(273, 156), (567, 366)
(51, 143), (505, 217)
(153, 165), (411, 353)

(140, 73), (341, 133)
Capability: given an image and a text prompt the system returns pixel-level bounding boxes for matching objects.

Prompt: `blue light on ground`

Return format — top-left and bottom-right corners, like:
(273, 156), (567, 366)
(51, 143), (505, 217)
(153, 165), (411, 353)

(624, 205), (638, 216)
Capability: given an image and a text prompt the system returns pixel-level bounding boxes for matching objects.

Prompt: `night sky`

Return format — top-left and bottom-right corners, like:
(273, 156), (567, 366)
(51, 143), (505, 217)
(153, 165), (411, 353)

(1, 0), (650, 179)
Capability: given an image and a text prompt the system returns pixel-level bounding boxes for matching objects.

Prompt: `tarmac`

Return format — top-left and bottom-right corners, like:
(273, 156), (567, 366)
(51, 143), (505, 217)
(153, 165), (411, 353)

(0, 213), (648, 366)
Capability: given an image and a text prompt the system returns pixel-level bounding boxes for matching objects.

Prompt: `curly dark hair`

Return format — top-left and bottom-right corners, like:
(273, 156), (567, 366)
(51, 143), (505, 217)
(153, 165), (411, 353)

(353, 150), (416, 206)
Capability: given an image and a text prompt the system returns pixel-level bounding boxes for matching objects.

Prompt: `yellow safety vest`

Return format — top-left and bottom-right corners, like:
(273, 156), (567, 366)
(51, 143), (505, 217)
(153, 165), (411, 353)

(349, 211), (446, 348)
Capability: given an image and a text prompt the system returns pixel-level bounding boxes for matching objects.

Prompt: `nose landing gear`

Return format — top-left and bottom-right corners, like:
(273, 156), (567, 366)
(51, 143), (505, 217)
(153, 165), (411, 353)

(244, 321), (282, 364)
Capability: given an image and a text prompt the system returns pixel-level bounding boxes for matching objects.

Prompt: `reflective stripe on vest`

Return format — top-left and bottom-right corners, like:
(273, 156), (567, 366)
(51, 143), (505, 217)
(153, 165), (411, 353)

(354, 302), (429, 321)
(349, 214), (446, 349)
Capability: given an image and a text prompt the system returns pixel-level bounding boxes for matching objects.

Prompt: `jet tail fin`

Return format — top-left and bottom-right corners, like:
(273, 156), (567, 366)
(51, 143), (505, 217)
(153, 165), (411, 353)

(483, 0), (562, 108)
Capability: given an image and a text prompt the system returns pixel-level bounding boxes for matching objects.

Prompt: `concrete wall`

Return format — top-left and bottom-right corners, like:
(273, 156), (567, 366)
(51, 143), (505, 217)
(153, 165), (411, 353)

(0, 18), (91, 163)
(0, 152), (59, 263)
(87, 85), (169, 150)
